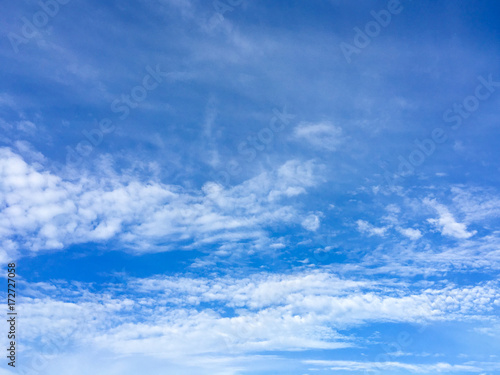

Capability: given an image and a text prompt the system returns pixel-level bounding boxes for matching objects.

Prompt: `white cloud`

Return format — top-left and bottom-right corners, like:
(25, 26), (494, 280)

(476, 323), (500, 337)
(18, 271), (500, 362)
(451, 186), (500, 223)
(345, 231), (500, 277)
(302, 214), (321, 231)
(201, 95), (221, 168)
(356, 220), (387, 237)
(16, 120), (37, 135)
(0, 148), (322, 256)
(424, 198), (477, 239)
(292, 121), (343, 151)
(397, 227), (422, 240)
(304, 359), (483, 373)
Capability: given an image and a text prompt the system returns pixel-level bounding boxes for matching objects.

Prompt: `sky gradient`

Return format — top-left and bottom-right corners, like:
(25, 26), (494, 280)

(1, 0), (500, 374)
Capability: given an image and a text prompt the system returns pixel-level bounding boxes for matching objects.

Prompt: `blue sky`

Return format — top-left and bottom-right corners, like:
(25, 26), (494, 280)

(1, 0), (500, 374)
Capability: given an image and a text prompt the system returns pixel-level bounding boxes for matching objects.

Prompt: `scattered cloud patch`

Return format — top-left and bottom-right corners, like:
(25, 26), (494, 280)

(356, 220), (387, 237)
(302, 213), (321, 232)
(425, 198), (477, 239)
(292, 121), (343, 151)
(397, 227), (422, 240)
(304, 359), (483, 373)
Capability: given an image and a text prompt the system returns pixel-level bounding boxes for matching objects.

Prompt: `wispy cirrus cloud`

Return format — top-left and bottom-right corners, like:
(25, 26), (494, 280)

(303, 359), (484, 373)
(292, 121), (344, 151)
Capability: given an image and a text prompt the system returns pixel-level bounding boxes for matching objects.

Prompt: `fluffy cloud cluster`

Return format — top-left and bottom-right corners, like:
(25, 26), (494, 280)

(0, 147), (321, 258)
(19, 271), (500, 359)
